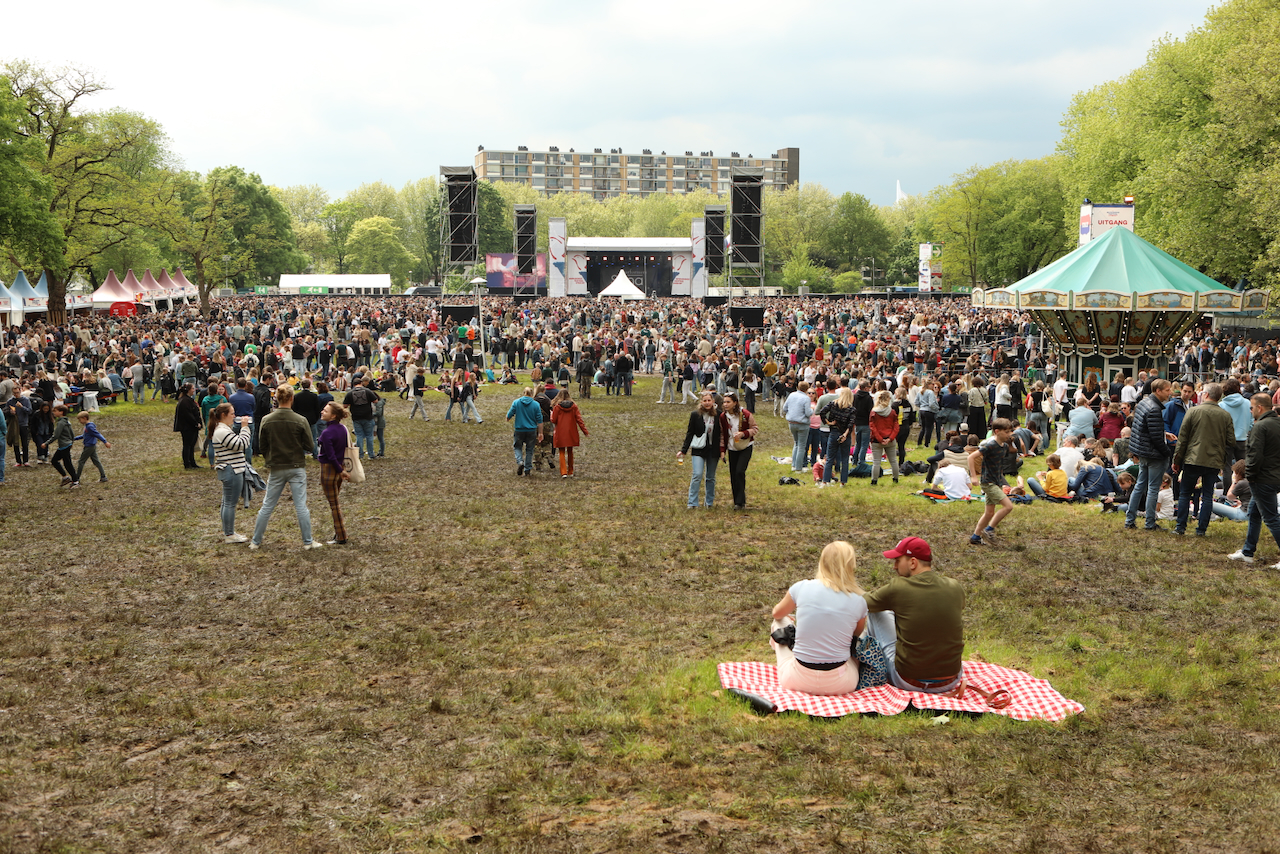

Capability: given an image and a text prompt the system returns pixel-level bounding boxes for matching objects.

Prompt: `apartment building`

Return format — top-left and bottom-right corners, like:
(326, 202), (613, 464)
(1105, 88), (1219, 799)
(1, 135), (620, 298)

(473, 145), (798, 199)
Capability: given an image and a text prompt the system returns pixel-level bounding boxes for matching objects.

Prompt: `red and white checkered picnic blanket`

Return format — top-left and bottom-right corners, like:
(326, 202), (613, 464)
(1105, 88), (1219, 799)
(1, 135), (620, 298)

(717, 660), (1084, 722)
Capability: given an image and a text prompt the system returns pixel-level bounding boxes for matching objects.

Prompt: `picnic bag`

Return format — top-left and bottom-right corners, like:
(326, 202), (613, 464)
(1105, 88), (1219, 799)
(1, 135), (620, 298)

(343, 425), (366, 484)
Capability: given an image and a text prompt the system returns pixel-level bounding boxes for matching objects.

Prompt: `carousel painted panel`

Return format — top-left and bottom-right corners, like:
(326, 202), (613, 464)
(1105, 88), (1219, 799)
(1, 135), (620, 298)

(1195, 291), (1242, 312)
(1095, 312), (1124, 347)
(1122, 312), (1157, 356)
(1244, 290), (1269, 312)
(1072, 291), (1133, 311)
(970, 289), (986, 308)
(984, 289), (1015, 308)
(1136, 291), (1192, 311)
(1020, 290), (1068, 309)
(1033, 311), (1074, 349)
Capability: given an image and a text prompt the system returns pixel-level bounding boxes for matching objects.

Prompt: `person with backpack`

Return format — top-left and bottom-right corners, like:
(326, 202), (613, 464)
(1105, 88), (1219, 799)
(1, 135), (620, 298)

(342, 374), (380, 459)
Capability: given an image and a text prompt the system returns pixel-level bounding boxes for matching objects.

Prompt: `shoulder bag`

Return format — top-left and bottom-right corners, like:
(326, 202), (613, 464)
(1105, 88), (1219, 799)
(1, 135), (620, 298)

(343, 425), (366, 484)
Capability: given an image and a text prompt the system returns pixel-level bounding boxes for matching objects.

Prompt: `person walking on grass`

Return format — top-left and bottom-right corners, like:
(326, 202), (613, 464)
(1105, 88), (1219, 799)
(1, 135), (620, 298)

(1172, 382), (1234, 537)
(678, 390), (721, 507)
(49, 404), (78, 488)
(1228, 393), (1280, 569)
(72, 411), (111, 484)
(506, 386), (543, 477)
(549, 388), (589, 478)
(969, 417), (1016, 545)
(250, 385), (323, 551)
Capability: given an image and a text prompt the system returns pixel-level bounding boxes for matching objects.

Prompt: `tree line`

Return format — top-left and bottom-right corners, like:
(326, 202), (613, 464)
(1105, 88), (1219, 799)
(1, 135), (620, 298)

(3, 0), (1277, 321)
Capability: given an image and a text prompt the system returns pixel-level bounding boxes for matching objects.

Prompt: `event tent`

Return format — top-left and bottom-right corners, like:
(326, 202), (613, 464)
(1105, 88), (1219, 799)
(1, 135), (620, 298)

(171, 269), (198, 300)
(597, 270), (646, 300)
(4, 271), (41, 321)
(91, 270), (139, 308)
(33, 271), (49, 299)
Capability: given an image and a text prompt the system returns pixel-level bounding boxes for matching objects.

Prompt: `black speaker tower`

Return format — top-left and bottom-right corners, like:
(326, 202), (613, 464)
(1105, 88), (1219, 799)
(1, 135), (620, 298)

(729, 167), (765, 294)
(704, 205), (726, 275)
(440, 166), (478, 266)
(514, 205), (537, 276)
(729, 169), (763, 266)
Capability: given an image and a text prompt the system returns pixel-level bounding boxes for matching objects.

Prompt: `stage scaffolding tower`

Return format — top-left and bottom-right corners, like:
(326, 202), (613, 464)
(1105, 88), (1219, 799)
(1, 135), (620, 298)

(729, 167), (765, 303)
(440, 166), (479, 294)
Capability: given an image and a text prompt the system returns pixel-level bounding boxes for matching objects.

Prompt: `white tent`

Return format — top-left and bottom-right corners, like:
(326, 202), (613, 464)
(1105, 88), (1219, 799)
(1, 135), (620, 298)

(598, 270), (646, 301)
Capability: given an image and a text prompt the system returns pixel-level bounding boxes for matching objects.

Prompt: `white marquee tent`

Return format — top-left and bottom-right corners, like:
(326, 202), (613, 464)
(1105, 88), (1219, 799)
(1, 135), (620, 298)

(597, 270), (646, 301)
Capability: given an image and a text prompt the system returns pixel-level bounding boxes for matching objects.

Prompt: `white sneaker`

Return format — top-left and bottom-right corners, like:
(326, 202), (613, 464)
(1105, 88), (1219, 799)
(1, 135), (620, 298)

(1269, 561), (1280, 571)
(304, 541), (325, 550)
(1227, 550), (1255, 564)
(248, 542), (260, 551)
(224, 533), (249, 544)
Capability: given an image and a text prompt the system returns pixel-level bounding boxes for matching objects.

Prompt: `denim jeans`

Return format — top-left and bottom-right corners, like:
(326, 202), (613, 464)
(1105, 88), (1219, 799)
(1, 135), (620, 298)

(311, 420), (324, 458)
(823, 432), (851, 483)
(353, 418), (376, 459)
(513, 429), (536, 471)
(865, 611), (962, 694)
(1125, 456), (1169, 529)
(251, 467), (313, 545)
(788, 422), (809, 471)
(1243, 481), (1280, 557)
(687, 454), (718, 507)
(0, 439), (5, 484)
(1175, 464), (1218, 534)
(1213, 501), (1248, 522)
(807, 428), (826, 468)
(218, 466), (245, 535)
(852, 425), (871, 470)
(461, 399), (483, 423)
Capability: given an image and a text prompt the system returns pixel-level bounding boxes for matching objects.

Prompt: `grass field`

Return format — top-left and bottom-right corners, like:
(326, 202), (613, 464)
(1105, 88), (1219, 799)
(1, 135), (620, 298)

(3, 376), (1279, 853)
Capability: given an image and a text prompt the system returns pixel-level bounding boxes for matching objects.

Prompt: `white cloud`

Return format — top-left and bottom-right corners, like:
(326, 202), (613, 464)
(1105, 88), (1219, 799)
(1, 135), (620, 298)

(5, 0), (1218, 203)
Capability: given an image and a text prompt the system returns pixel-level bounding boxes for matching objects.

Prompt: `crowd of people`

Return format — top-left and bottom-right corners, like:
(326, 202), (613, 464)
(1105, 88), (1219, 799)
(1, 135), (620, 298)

(3, 292), (1280, 565)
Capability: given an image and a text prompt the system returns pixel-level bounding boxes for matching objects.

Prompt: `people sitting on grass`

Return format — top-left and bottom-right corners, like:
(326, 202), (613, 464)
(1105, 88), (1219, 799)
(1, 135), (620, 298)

(769, 541), (868, 695)
(1100, 471), (1137, 513)
(1028, 454), (1069, 500)
(863, 537), (965, 695)
(1212, 460), (1250, 522)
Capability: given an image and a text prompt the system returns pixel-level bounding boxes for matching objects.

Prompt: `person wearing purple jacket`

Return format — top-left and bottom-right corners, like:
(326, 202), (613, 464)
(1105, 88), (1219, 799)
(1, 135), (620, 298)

(317, 402), (352, 545)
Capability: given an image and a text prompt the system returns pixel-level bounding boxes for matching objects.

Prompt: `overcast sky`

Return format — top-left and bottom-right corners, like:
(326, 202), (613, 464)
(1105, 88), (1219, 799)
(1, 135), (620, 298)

(7, 0), (1216, 206)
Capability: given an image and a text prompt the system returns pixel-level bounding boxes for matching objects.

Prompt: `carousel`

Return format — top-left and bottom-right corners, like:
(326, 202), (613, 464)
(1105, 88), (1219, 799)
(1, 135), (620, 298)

(972, 226), (1268, 384)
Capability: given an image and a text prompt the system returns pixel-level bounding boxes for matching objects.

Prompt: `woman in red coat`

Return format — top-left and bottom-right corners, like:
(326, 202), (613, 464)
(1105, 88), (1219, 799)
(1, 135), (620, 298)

(549, 389), (589, 478)
(868, 389), (900, 485)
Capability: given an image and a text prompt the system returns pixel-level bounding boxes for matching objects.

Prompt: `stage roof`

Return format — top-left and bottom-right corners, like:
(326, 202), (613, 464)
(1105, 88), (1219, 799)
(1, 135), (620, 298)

(566, 237), (692, 252)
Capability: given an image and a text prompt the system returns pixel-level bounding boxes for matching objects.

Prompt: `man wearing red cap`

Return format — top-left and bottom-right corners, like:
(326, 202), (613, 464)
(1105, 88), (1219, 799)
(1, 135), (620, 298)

(862, 536), (965, 694)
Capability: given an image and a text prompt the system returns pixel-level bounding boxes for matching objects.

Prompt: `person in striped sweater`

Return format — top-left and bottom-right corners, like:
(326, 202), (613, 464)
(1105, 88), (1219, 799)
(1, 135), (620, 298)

(208, 402), (252, 543)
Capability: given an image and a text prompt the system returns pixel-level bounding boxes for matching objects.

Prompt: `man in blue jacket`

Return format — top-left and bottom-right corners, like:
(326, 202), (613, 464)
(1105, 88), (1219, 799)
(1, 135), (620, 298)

(506, 386), (543, 477)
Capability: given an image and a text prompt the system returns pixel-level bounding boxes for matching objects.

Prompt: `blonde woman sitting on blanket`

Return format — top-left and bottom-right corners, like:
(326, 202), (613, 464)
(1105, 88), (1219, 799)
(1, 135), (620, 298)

(770, 541), (867, 695)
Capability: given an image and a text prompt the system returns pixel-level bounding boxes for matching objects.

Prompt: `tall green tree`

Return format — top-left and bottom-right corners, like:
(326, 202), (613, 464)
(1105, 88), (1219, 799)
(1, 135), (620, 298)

(5, 61), (172, 323)
(824, 191), (892, 272)
(320, 200), (362, 274)
(397, 177), (441, 285)
(0, 76), (64, 274)
(346, 216), (416, 288)
(1059, 0), (1280, 291)
(477, 180), (512, 257)
(206, 165), (306, 288)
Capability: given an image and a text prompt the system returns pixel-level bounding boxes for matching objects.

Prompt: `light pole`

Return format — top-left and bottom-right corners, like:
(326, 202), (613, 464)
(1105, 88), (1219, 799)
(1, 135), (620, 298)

(470, 276), (487, 370)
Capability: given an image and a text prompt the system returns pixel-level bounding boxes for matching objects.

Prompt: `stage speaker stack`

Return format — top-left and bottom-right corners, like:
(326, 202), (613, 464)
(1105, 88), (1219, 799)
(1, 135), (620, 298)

(704, 205), (727, 274)
(729, 169), (764, 266)
(440, 167), (478, 264)
(514, 205), (537, 275)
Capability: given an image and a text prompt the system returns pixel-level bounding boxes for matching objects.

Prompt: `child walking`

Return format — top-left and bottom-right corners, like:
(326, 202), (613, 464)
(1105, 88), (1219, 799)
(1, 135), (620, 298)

(74, 411), (112, 483)
(49, 405), (79, 488)
(970, 417), (1017, 545)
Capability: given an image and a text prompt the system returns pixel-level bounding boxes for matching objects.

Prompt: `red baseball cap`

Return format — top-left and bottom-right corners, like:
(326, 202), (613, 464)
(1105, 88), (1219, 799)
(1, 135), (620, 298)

(883, 536), (932, 562)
